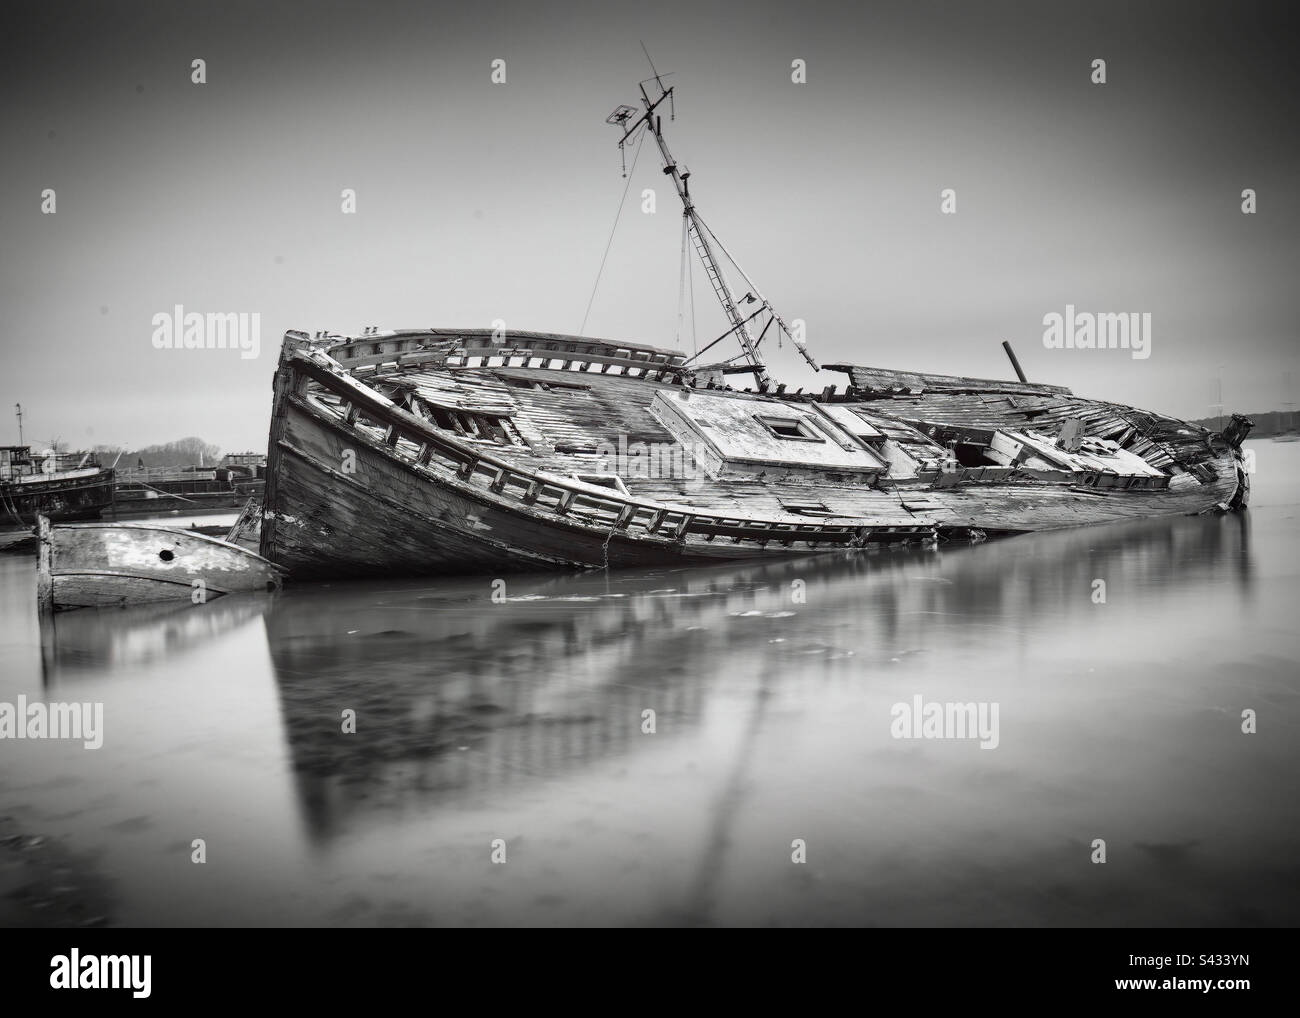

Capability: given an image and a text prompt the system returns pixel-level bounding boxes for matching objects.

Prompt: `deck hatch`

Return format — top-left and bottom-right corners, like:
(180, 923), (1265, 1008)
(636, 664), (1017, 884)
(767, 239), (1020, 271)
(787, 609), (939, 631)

(755, 415), (824, 442)
(649, 390), (888, 478)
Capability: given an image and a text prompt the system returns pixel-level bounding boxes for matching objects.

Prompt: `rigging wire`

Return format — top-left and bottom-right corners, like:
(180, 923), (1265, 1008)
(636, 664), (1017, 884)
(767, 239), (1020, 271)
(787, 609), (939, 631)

(686, 212), (776, 370)
(579, 127), (647, 336)
(688, 221), (698, 358)
(675, 213), (688, 350)
(694, 211), (794, 351)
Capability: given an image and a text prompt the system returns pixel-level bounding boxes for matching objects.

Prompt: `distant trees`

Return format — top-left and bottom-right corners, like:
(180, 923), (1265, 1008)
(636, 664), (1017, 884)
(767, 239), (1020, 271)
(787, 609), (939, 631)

(1189, 412), (1293, 438)
(92, 437), (222, 467)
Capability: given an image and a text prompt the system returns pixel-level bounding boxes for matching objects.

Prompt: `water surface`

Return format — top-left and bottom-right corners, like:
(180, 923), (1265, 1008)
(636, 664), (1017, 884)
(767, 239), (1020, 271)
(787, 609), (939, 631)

(1, 442), (1296, 926)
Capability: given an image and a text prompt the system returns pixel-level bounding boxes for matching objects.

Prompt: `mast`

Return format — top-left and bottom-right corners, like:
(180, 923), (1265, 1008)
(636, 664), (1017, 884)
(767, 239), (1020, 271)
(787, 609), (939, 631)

(608, 70), (817, 388)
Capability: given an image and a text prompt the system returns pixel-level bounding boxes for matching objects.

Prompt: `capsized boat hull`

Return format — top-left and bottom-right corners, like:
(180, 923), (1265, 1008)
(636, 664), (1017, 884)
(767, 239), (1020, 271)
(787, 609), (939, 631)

(258, 333), (1250, 580)
(38, 517), (283, 611)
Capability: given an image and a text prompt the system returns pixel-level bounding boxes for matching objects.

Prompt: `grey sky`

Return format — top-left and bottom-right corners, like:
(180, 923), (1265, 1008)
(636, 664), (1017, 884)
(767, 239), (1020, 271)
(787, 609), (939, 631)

(2, 0), (1296, 452)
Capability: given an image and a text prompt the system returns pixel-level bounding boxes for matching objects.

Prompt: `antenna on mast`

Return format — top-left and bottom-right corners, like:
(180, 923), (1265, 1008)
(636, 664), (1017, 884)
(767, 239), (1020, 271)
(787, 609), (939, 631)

(639, 41), (662, 87)
(605, 56), (816, 387)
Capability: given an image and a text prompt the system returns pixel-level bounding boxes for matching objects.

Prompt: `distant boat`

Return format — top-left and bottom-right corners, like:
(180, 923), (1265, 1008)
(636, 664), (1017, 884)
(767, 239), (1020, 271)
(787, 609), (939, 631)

(258, 71), (1254, 580)
(1, 445), (114, 530)
(37, 516), (282, 612)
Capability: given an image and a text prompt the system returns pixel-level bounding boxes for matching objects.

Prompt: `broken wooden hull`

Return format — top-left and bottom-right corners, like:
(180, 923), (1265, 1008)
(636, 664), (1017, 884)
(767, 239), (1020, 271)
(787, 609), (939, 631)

(263, 387), (909, 578)
(38, 516), (283, 612)
(259, 331), (1250, 580)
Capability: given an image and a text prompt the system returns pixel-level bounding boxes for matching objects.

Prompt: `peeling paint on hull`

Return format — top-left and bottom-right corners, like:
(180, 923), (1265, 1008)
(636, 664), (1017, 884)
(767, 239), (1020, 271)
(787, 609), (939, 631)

(38, 518), (283, 611)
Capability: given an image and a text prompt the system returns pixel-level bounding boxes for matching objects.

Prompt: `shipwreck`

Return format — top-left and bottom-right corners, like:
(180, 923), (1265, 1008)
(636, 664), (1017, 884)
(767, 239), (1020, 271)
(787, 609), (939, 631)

(259, 73), (1251, 580)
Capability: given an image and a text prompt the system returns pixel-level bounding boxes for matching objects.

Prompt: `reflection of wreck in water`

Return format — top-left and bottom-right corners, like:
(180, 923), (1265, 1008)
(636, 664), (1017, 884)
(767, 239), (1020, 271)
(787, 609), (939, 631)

(262, 512), (1252, 847)
(681, 511), (1255, 922)
(25, 512), (1253, 871)
(39, 596), (274, 688)
(888, 508), (1255, 636)
(265, 569), (729, 842)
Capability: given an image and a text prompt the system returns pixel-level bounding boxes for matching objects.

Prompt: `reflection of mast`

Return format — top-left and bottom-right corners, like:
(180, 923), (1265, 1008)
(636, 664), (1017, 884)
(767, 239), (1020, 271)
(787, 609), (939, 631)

(607, 60), (818, 390)
(682, 648), (778, 925)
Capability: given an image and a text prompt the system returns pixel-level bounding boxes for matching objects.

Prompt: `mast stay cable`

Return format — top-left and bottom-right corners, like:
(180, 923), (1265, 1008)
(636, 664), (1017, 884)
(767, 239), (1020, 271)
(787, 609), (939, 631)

(676, 213), (689, 350)
(579, 127), (647, 336)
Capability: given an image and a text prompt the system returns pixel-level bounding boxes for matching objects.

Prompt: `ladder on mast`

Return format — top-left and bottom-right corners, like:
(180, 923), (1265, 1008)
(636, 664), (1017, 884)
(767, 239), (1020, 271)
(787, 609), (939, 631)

(684, 212), (762, 381)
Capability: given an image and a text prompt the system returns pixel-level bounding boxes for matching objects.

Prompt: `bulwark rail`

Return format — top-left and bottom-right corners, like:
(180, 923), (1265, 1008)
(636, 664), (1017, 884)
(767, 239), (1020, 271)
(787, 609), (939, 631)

(343, 346), (691, 384)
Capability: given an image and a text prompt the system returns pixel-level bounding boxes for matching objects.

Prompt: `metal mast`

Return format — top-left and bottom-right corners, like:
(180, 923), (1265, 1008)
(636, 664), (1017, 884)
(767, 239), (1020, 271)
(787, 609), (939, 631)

(609, 72), (801, 389)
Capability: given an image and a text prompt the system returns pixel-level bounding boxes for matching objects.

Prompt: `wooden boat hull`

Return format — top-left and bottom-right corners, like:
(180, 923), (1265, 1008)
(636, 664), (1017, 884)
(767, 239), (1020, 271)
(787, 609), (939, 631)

(38, 517), (283, 612)
(0, 468), (115, 528)
(259, 335), (1250, 580)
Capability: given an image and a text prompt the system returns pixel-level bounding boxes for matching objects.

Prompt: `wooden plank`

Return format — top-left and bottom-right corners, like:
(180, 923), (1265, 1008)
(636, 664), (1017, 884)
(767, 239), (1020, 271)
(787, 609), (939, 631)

(827, 363), (1072, 396)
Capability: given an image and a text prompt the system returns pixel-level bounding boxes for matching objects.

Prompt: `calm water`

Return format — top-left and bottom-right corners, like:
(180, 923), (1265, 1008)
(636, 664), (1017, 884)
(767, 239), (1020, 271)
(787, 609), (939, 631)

(1, 440), (1297, 927)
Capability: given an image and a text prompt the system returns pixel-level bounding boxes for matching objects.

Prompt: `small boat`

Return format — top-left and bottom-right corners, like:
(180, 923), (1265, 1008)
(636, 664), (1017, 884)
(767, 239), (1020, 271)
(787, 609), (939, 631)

(37, 515), (282, 612)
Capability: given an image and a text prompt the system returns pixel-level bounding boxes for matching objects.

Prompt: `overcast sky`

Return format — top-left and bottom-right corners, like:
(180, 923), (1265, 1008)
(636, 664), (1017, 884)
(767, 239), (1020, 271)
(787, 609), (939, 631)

(2, 0), (1296, 453)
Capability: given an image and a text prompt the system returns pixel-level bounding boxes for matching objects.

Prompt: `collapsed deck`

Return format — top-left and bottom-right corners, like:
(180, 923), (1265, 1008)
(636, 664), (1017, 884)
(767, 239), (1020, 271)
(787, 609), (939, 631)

(259, 329), (1250, 579)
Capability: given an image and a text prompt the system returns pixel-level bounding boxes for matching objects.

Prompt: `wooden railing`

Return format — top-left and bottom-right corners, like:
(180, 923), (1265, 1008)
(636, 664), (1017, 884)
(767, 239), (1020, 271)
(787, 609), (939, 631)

(342, 345), (690, 384)
(115, 467), (219, 482)
(327, 330), (687, 372)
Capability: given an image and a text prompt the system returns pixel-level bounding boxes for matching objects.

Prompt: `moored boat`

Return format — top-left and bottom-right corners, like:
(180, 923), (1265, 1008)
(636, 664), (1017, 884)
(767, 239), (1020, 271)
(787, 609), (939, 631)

(1, 446), (115, 529)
